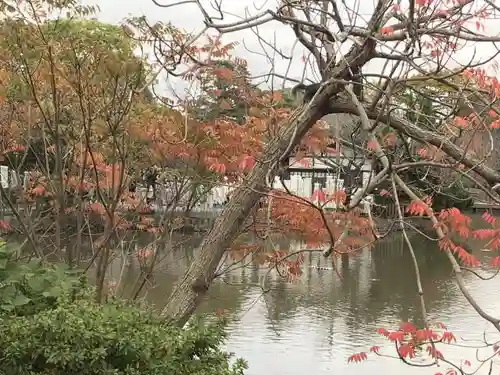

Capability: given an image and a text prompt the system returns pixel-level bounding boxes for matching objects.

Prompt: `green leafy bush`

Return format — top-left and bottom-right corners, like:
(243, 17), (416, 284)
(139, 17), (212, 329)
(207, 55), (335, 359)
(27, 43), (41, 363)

(0, 295), (246, 375)
(0, 240), (83, 316)
(0, 240), (246, 375)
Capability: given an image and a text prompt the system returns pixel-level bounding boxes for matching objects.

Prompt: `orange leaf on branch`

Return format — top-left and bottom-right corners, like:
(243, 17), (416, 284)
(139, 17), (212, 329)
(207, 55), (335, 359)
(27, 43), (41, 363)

(453, 116), (468, 129)
(238, 154), (255, 171)
(397, 344), (416, 359)
(415, 0), (430, 6)
(438, 208), (471, 238)
(347, 352), (368, 363)
(327, 189), (347, 205)
(260, 191), (375, 258)
(438, 237), (479, 266)
(379, 26), (394, 35)
(405, 199), (432, 217)
(0, 220), (12, 233)
(208, 162), (227, 175)
(311, 189), (326, 203)
(367, 140), (377, 151)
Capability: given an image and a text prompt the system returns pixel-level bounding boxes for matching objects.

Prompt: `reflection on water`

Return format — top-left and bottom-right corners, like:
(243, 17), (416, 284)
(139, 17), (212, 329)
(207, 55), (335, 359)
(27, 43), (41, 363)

(104, 227), (500, 375)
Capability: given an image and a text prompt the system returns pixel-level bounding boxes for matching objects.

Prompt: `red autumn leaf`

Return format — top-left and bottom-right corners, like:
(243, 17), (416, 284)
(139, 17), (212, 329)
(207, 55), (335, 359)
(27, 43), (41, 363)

(462, 69), (474, 78)
(0, 220), (12, 232)
(415, 328), (438, 342)
(328, 189), (346, 204)
(454, 116), (468, 128)
(482, 211), (496, 225)
(489, 256), (500, 268)
(347, 352), (367, 363)
(416, 148), (428, 158)
(366, 140), (377, 151)
(136, 248), (153, 259)
(311, 189), (326, 203)
(398, 344), (415, 359)
(380, 26), (394, 35)
(238, 154), (255, 170)
(272, 91), (283, 102)
(473, 229), (496, 241)
(435, 322), (447, 329)
(405, 200), (430, 217)
(400, 322), (416, 333)
(387, 331), (405, 342)
(377, 327), (389, 336)
(88, 202), (106, 215)
(491, 120), (500, 129)
(441, 331), (456, 343)
(379, 189), (390, 197)
(208, 162), (227, 174)
(31, 184), (46, 196)
(427, 345), (444, 359)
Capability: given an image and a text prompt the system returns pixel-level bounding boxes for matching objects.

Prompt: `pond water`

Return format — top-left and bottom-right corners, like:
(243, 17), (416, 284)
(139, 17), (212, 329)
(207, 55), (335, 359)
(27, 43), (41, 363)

(105, 222), (500, 375)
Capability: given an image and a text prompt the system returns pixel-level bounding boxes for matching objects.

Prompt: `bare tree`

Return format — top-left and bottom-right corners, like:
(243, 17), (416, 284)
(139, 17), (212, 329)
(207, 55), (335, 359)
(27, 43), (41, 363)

(140, 0), (500, 341)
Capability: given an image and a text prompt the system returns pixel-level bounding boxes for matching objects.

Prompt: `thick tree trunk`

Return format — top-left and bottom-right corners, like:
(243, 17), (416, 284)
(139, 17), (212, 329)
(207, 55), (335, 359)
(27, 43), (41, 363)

(160, 108), (323, 325)
(161, 40), (376, 326)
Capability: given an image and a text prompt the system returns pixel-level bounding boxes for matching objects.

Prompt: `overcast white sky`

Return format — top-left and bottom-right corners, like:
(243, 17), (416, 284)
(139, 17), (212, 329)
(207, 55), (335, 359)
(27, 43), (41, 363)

(83, 0), (323, 98)
(82, 0), (500, 100)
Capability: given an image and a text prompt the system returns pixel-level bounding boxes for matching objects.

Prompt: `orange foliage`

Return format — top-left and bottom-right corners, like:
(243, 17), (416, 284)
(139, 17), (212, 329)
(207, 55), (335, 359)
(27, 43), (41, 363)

(0, 26), (337, 246)
(350, 321), (452, 365)
(349, 203), (500, 369)
(405, 196), (433, 217)
(257, 190), (375, 254)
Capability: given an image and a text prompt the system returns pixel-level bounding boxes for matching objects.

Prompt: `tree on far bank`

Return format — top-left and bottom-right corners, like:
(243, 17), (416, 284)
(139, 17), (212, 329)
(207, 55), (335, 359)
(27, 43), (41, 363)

(188, 57), (253, 124)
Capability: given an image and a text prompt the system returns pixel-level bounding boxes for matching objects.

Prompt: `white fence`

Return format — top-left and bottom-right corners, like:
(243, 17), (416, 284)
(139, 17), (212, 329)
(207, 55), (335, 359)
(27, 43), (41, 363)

(140, 174), (372, 213)
(0, 166), (26, 189)
(0, 166), (373, 213)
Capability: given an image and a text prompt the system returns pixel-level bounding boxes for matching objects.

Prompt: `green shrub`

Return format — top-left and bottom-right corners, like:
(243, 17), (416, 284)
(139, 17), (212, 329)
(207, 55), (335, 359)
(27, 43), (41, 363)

(0, 296), (247, 375)
(0, 240), (84, 316)
(0, 240), (247, 375)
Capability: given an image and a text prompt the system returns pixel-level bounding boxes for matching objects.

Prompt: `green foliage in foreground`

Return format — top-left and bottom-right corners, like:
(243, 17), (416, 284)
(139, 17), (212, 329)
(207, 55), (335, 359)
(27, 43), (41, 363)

(0, 240), (84, 316)
(0, 241), (247, 375)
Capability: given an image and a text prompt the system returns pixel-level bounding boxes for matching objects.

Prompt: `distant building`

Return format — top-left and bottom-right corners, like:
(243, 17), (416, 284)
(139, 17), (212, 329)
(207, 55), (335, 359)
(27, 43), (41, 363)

(272, 113), (374, 209)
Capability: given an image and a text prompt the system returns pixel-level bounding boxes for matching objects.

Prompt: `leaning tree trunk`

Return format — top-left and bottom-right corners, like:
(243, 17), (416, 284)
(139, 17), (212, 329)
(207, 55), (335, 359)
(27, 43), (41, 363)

(161, 40), (376, 326)
(160, 108), (323, 325)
